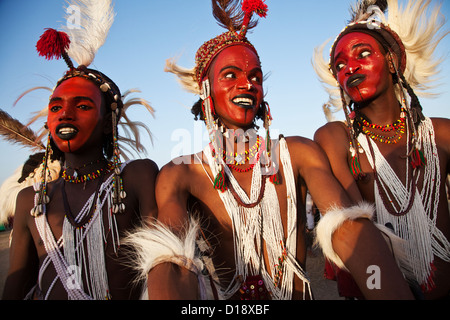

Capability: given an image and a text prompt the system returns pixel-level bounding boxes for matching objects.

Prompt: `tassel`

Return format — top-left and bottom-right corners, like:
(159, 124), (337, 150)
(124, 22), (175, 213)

(241, 0), (268, 35)
(350, 154), (365, 180)
(36, 28), (70, 60)
(242, 0), (268, 22)
(420, 262), (436, 293)
(410, 147), (426, 169)
(269, 172), (280, 185)
(213, 166), (227, 192)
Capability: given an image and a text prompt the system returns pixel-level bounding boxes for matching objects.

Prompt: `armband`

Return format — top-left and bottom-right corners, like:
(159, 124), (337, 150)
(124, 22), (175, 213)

(315, 202), (407, 272)
(124, 217), (207, 299)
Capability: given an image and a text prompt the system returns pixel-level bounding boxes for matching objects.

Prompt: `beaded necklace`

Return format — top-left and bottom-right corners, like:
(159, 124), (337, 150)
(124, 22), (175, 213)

(62, 161), (114, 184)
(360, 107), (407, 144)
(217, 135), (262, 165)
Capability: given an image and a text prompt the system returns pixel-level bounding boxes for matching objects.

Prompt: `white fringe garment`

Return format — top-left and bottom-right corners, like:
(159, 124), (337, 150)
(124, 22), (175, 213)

(202, 137), (311, 300)
(33, 165), (125, 300)
(358, 117), (450, 289)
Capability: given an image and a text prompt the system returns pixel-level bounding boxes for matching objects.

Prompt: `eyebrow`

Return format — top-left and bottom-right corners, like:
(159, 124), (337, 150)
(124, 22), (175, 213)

(219, 65), (262, 74)
(49, 96), (96, 103)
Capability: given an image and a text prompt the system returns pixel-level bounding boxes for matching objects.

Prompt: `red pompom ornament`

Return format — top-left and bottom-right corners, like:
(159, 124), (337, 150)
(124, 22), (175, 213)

(36, 28), (70, 60)
(242, 0), (268, 30)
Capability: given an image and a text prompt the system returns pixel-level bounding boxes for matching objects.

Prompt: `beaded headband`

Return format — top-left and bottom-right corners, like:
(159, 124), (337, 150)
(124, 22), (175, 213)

(194, 32), (258, 86)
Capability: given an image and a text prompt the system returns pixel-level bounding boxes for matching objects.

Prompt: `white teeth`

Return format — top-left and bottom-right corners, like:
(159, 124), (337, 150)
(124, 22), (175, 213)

(233, 97), (253, 105)
(58, 127), (77, 135)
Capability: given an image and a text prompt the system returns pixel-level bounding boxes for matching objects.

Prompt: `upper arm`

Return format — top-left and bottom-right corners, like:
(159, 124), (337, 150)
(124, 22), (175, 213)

(123, 159), (159, 221)
(314, 122), (363, 203)
(3, 187), (38, 299)
(154, 161), (191, 233)
(287, 136), (352, 212)
(430, 117), (450, 175)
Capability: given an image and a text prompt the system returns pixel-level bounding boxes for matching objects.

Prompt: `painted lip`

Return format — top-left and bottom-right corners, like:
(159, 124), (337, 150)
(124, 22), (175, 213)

(55, 123), (79, 141)
(231, 94), (256, 109)
(347, 74), (366, 88)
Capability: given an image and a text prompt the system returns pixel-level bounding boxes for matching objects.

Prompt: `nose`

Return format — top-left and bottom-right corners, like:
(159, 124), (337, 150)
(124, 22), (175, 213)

(345, 63), (360, 76)
(59, 106), (75, 121)
(237, 75), (253, 91)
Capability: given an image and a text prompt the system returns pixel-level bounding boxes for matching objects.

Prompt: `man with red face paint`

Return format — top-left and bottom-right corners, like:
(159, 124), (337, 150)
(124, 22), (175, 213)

(126, 0), (412, 300)
(3, 0), (158, 300)
(313, 0), (450, 299)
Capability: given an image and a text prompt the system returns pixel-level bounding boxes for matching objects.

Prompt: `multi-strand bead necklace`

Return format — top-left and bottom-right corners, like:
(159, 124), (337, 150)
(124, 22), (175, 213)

(212, 135), (262, 173)
(360, 107), (407, 144)
(62, 158), (114, 184)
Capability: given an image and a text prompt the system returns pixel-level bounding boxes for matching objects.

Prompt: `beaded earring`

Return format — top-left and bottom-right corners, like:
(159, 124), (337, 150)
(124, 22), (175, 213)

(389, 50), (427, 170)
(340, 88), (366, 180)
(110, 101), (126, 213)
(30, 133), (52, 217)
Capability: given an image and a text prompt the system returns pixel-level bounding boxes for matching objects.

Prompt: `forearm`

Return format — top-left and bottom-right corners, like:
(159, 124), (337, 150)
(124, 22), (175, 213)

(332, 218), (413, 299)
(147, 263), (199, 300)
(124, 216), (207, 300)
(315, 203), (414, 299)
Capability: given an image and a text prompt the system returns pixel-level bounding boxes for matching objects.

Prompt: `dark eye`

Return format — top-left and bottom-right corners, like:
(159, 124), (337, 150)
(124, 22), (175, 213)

(50, 105), (61, 112)
(77, 104), (92, 111)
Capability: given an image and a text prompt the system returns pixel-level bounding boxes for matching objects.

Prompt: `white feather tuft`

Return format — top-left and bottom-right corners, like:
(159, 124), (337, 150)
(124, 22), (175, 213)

(315, 202), (413, 281)
(312, 0), (449, 120)
(62, 0), (115, 67)
(164, 58), (201, 95)
(122, 217), (206, 294)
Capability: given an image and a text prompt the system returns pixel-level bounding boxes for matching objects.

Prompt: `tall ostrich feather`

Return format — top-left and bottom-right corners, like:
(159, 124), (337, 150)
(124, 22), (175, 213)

(62, 0), (115, 67)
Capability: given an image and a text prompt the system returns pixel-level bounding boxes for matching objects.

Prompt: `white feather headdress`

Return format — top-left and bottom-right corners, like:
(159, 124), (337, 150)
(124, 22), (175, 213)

(312, 0), (449, 121)
(62, 0), (115, 67)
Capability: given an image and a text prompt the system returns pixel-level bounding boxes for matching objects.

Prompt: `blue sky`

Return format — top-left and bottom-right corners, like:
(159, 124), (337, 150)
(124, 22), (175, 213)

(0, 0), (449, 186)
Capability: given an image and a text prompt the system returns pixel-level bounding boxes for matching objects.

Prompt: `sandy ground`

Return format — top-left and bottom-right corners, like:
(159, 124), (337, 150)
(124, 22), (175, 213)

(0, 228), (342, 300)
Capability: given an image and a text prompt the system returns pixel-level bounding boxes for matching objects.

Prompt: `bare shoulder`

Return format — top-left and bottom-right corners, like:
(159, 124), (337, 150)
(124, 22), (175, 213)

(16, 184), (36, 211)
(283, 135), (321, 154)
(122, 158), (159, 178)
(14, 184), (36, 229)
(156, 154), (200, 191)
(282, 135), (331, 174)
(314, 120), (348, 145)
(430, 117), (450, 161)
(430, 117), (450, 139)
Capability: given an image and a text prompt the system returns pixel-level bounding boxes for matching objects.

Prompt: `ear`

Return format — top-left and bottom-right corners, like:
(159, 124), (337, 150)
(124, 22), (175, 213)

(386, 51), (399, 74)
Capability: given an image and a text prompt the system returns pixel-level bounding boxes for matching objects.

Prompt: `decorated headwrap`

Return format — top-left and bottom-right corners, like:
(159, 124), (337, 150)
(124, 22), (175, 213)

(313, 0), (448, 178)
(166, 0), (267, 94)
(20, 0), (154, 217)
